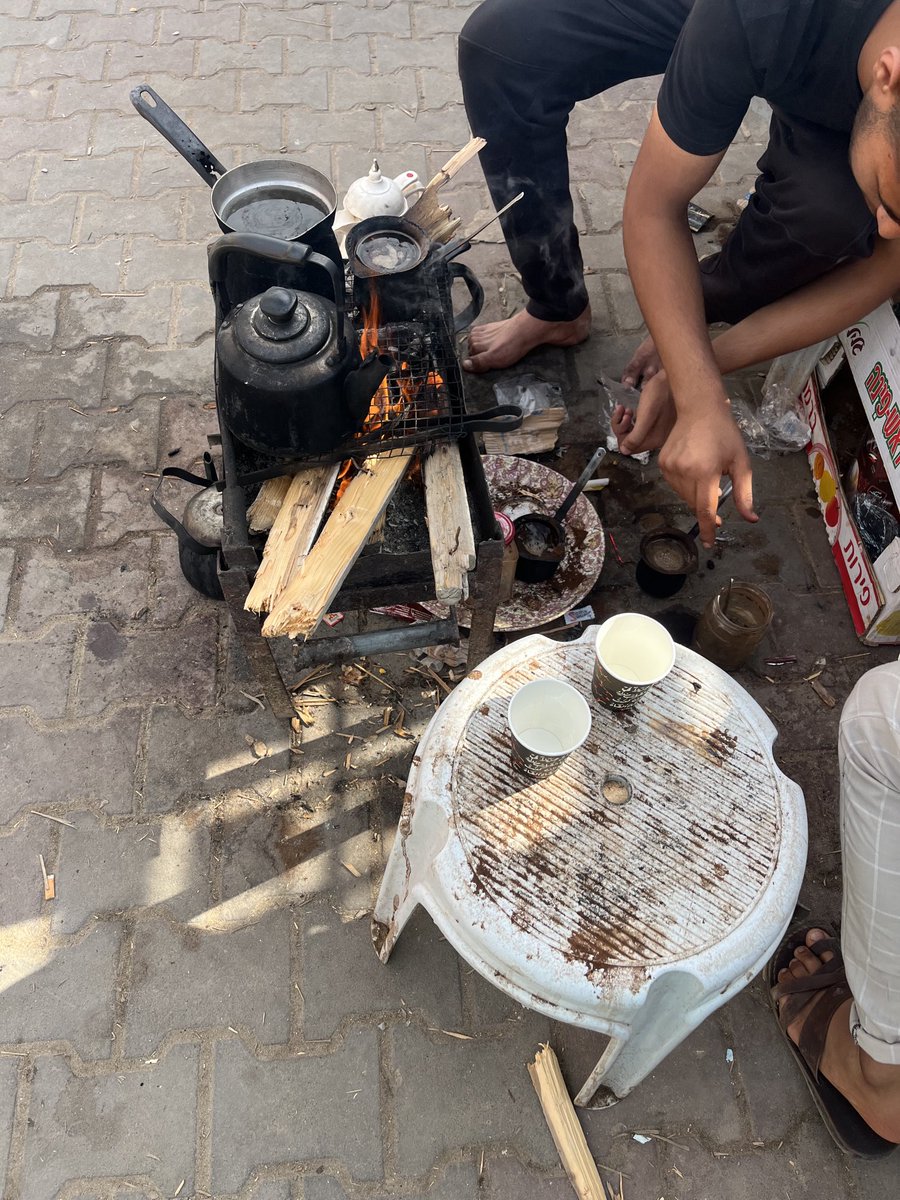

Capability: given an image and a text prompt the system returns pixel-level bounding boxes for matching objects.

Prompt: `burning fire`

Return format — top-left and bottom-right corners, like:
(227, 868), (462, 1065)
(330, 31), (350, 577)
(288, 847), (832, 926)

(358, 294), (443, 436)
(331, 300), (448, 507)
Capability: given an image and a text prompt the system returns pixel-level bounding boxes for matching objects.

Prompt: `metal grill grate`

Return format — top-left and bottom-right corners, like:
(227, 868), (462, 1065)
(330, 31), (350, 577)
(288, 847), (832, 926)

(354, 317), (466, 452)
(233, 314), (467, 485)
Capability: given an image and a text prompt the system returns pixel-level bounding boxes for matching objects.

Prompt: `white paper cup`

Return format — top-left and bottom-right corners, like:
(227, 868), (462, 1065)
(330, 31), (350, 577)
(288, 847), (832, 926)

(507, 678), (592, 778)
(592, 613), (675, 709)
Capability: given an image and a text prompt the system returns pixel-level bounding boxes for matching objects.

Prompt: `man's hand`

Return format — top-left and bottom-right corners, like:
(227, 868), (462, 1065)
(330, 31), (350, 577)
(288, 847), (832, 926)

(612, 371), (677, 454)
(658, 401), (758, 546)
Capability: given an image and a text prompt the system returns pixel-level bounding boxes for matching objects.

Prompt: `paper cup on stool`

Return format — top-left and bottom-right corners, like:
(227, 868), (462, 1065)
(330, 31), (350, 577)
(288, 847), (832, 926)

(507, 678), (592, 779)
(592, 613), (675, 710)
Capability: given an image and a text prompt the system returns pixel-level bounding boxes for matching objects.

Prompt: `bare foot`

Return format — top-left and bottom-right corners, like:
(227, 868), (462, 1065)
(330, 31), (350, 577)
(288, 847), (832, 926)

(622, 334), (661, 387)
(778, 929), (900, 1143)
(463, 307), (591, 374)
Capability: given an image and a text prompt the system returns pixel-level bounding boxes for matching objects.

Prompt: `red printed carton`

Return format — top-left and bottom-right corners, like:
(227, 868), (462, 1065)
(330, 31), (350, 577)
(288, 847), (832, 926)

(796, 302), (900, 644)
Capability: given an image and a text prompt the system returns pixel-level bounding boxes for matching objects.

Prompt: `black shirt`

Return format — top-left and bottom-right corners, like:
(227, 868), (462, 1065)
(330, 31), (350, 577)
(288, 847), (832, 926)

(657, 0), (894, 156)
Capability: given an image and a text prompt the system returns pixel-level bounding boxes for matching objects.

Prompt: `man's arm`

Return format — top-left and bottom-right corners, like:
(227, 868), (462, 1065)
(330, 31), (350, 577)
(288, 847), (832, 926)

(617, 238), (900, 454)
(624, 110), (757, 545)
(712, 237), (900, 373)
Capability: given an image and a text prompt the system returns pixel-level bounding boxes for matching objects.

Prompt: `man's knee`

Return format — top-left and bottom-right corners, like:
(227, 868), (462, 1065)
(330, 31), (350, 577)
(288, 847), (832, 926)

(840, 662), (900, 781)
(460, 0), (509, 54)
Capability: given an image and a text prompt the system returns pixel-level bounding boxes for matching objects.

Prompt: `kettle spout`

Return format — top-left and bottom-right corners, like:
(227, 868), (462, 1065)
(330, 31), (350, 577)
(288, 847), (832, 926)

(344, 351), (392, 421)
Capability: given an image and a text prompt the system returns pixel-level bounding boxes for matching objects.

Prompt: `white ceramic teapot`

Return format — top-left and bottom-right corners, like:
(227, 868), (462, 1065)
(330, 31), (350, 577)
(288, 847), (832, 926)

(342, 159), (422, 221)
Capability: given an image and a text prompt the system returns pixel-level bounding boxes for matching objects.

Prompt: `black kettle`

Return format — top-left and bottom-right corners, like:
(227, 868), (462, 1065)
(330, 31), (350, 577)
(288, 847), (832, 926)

(209, 233), (391, 458)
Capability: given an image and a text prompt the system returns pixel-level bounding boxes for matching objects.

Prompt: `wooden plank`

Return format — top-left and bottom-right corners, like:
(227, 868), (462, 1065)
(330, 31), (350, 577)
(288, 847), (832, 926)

(406, 137), (485, 241)
(423, 442), (476, 603)
(421, 137), (487, 191)
(247, 475), (292, 532)
(528, 1044), (606, 1200)
(263, 451), (415, 639)
(245, 464), (339, 614)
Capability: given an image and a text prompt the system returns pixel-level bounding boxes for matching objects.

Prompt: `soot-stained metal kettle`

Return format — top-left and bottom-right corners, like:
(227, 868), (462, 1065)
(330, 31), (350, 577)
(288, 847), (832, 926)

(209, 232), (391, 458)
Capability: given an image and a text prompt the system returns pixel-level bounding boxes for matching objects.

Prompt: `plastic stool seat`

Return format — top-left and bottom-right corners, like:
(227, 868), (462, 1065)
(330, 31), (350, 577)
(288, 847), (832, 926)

(372, 628), (807, 1106)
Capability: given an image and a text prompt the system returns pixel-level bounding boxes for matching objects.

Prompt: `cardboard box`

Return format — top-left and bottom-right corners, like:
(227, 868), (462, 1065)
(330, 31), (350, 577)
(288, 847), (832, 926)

(797, 301), (900, 643)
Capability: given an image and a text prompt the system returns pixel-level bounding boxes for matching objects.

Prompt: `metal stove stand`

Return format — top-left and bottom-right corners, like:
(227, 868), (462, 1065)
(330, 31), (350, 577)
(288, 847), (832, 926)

(211, 419), (504, 719)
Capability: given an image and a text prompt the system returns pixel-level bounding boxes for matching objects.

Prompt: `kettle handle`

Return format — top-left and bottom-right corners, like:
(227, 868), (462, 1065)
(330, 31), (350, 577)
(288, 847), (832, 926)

(448, 261), (484, 333)
(207, 233), (346, 343)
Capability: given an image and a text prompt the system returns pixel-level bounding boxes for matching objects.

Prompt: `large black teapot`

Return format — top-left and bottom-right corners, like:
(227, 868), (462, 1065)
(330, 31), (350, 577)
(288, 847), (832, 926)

(209, 233), (390, 458)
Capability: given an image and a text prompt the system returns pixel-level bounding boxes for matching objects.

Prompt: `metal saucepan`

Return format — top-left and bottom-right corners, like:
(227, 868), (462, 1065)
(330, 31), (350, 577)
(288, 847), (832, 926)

(636, 480), (734, 597)
(345, 214), (484, 333)
(344, 215), (432, 277)
(514, 447), (607, 583)
(130, 84), (338, 244)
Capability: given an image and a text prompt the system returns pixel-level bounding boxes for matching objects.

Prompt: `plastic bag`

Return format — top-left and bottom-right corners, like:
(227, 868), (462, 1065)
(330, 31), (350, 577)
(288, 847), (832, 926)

(850, 491), (900, 561)
(739, 344), (825, 457)
(730, 393), (811, 458)
(492, 373), (564, 417)
(597, 374), (651, 464)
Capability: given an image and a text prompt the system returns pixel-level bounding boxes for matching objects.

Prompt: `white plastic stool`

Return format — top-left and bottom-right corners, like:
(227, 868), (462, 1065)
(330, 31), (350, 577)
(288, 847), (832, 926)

(372, 628), (807, 1106)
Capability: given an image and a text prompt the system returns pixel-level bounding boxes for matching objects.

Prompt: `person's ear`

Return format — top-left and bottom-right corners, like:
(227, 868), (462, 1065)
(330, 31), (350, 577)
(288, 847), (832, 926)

(874, 46), (900, 103)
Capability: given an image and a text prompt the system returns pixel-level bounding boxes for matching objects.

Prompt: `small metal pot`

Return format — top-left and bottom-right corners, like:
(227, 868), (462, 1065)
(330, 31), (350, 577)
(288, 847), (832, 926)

(131, 85), (338, 250)
(635, 527), (699, 597)
(513, 446), (606, 584)
(635, 481), (734, 597)
(344, 215), (431, 277)
(513, 514), (565, 582)
(149, 459), (224, 601)
(345, 214), (484, 333)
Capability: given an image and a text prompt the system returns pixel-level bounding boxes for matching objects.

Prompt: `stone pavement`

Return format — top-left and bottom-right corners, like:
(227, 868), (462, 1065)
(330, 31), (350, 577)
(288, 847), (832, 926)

(1, 1), (899, 1198)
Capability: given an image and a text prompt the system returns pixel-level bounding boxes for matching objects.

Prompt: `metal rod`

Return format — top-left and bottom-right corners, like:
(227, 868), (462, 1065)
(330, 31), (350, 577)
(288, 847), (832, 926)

(462, 192), (524, 242)
(554, 446), (607, 524)
(290, 619), (460, 668)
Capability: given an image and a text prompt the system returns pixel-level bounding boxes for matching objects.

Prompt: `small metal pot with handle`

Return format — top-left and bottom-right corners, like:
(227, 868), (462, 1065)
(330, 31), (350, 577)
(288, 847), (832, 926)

(345, 215), (484, 333)
(131, 84), (341, 287)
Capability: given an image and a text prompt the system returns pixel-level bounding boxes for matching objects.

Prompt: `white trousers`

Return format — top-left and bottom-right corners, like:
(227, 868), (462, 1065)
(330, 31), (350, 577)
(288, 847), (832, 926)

(839, 662), (900, 1065)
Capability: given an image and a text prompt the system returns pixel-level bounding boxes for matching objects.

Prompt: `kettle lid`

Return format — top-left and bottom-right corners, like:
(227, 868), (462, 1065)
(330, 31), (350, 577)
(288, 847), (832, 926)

(233, 285), (334, 365)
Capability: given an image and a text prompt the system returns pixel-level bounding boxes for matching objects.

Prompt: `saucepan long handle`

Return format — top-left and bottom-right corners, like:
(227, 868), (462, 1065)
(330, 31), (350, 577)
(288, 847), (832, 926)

(130, 84), (228, 186)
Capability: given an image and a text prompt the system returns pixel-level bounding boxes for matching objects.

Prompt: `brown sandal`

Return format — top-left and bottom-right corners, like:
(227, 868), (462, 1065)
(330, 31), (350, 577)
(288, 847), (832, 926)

(766, 927), (896, 1158)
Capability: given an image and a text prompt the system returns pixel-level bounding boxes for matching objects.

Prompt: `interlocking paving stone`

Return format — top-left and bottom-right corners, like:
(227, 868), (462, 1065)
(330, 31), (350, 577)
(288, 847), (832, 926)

(305, 1163), (480, 1200)
(0, 195), (79, 239)
(0, 405), (36, 480)
(0, 820), (57, 941)
(0, 921), (120, 1059)
(300, 902), (462, 1040)
(141, 704), (291, 812)
(146, 533), (220, 626)
(35, 395), (161, 478)
(80, 193), (185, 242)
(0, 344), (107, 410)
(388, 1021), (558, 1176)
(211, 1031), (383, 1192)
(14, 541), (151, 634)
(20, 1046), (198, 1200)
(0, 1056), (18, 1196)
(124, 909), (291, 1056)
(52, 812), (211, 936)
(551, 1015), (748, 1149)
(723, 979), (817, 1143)
(0, 547), (14, 633)
(0, 709), (139, 824)
(106, 340), (213, 398)
(77, 618), (217, 715)
(0, 625), (77, 718)
(666, 1125), (858, 1199)
(14, 240), (126, 297)
(91, 468), (168, 547)
(481, 1159), (600, 1200)
(0, 293), (60, 353)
